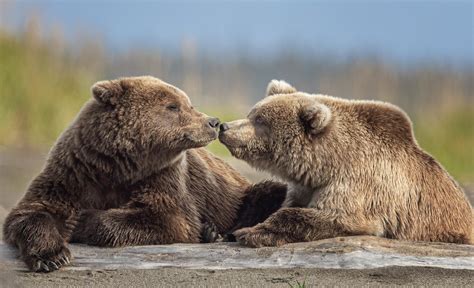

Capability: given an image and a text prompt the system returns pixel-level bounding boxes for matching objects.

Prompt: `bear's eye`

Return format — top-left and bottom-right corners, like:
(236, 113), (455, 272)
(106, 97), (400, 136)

(167, 104), (180, 112)
(254, 115), (265, 125)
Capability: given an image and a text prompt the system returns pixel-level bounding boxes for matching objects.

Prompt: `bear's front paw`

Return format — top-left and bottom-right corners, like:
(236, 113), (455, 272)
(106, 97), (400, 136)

(24, 244), (72, 272)
(233, 225), (289, 248)
(200, 222), (222, 243)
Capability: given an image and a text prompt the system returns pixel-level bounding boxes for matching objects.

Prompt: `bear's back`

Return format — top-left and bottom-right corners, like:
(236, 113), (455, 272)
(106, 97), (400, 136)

(317, 95), (473, 243)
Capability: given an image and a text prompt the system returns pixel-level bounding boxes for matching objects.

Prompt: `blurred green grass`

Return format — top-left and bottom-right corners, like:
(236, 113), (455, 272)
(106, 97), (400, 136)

(414, 109), (474, 183)
(0, 32), (93, 146)
(0, 30), (472, 182)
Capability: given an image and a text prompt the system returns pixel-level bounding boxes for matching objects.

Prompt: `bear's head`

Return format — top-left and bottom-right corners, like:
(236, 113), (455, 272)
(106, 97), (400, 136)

(219, 80), (333, 182)
(80, 76), (220, 159)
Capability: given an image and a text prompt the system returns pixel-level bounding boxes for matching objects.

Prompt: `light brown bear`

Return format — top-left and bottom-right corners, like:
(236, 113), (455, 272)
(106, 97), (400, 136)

(3, 76), (286, 272)
(219, 80), (473, 247)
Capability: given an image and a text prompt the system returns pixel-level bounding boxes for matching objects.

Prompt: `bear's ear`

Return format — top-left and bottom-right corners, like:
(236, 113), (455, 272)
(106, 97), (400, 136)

(266, 80), (297, 97)
(300, 102), (332, 137)
(91, 80), (123, 105)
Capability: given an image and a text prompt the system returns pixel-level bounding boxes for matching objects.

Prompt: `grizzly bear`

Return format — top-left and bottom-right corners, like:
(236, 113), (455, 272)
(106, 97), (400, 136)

(3, 76), (285, 272)
(219, 79), (473, 247)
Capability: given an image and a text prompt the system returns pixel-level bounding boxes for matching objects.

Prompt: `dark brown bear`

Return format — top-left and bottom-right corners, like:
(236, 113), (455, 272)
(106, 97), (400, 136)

(3, 76), (286, 272)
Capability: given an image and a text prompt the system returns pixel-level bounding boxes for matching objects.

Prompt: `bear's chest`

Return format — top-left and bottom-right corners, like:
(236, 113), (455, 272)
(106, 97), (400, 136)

(81, 185), (132, 210)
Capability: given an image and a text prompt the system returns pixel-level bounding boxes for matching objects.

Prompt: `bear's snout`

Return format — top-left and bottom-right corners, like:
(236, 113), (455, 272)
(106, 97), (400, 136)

(220, 123), (229, 132)
(208, 117), (221, 129)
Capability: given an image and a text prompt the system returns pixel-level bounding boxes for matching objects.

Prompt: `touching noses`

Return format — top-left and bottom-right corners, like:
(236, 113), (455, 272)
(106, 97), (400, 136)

(219, 123), (229, 132)
(208, 117), (221, 128)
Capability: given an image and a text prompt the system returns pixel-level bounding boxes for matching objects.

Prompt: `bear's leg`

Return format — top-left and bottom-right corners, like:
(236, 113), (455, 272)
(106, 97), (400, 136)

(234, 207), (373, 247)
(71, 205), (201, 247)
(3, 205), (76, 272)
(224, 180), (287, 241)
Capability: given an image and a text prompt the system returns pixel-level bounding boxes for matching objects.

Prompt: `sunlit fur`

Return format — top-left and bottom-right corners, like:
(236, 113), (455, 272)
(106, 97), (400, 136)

(221, 80), (473, 247)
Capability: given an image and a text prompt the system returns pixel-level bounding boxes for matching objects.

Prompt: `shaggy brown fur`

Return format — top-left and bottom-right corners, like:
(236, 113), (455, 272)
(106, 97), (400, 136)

(3, 76), (283, 272)
(219, 80), (474, 247)
(224, 181), (287, 241)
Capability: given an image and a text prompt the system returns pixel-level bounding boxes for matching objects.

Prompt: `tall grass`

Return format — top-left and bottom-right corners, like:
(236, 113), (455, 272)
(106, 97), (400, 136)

(414, 108), (474, 182)
(0, 25), (472, 182)
(0, 31), (95, 146)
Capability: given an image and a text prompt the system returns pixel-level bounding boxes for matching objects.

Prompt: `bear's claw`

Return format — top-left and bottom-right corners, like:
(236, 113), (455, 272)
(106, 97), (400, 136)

(200, 222), (222, 243)
(234, 225), (289, 247)
(26, 246), (71, 273)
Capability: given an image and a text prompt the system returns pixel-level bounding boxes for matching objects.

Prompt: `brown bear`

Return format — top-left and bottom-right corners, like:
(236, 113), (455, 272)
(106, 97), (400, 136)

(3, 76), (285, 272)
(219, 79), (473, 247)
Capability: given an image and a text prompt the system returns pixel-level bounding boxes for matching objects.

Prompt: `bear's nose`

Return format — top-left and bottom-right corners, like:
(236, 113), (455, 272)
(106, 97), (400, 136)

(208, 117), (221, 128)
(220, 123), (229, 132)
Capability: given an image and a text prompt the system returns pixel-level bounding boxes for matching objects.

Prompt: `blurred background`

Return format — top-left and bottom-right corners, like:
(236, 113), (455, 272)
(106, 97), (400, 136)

(0, 0), (473, 225)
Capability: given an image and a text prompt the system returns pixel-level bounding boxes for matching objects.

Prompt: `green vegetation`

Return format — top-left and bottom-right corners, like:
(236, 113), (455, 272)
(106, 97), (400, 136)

(0, 29), (472, 182)
(415, 109), (474, 183)
(0, 32), (94, 146)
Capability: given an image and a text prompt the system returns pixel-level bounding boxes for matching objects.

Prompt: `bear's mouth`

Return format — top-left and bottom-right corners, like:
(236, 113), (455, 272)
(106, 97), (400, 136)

(218, 133), (247, 149)
(184, 130), (218, 147)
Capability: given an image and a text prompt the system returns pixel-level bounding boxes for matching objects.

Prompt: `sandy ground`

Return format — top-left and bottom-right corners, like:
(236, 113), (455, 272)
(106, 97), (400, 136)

(1, 267), (473, 287)
(1, 148), (473, 287)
